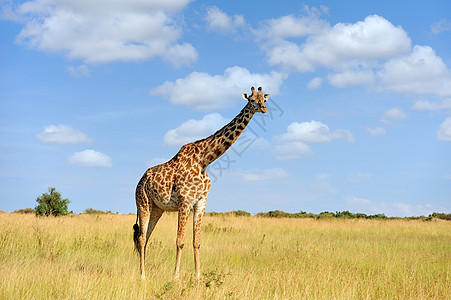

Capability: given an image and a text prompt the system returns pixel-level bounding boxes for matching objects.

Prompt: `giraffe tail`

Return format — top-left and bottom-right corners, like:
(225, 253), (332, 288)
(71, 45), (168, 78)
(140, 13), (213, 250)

(133, 214), (140, 253)
(134, 171), (151, 254)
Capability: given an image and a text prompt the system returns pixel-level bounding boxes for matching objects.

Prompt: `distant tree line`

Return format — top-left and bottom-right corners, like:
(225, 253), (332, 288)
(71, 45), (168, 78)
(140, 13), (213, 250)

(5, 186), (450, 221)
(255, 210), (388, 219)
(207, 210), (451, 221)
(8, 208), (451, 221)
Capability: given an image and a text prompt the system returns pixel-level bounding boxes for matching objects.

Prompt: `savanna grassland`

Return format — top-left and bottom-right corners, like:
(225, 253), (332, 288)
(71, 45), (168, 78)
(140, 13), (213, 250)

(0, 212), (449, 299)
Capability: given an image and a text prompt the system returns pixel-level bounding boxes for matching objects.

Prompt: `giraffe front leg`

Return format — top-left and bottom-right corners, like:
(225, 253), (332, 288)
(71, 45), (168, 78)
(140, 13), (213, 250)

(174, 203), (190, 280)
(193, 197), (207, 280)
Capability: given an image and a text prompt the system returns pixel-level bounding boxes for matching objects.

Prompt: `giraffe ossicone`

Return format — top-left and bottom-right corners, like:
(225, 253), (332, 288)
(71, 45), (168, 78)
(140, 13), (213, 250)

(134, 87), (270, 280)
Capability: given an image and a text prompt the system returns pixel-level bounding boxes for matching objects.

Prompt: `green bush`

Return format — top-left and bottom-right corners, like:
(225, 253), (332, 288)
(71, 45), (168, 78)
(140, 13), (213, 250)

(367, 213), (387, 219)
(335, 211), (355, 219)
(13, 208), (35, 214)
(82, 208), (112, 214)
(317, 211), (335, 219)
(35, 187), (70, 217)
(207, 210), (251, 217)
(233, 210), (251, 217)
(428, 212), (451, 220)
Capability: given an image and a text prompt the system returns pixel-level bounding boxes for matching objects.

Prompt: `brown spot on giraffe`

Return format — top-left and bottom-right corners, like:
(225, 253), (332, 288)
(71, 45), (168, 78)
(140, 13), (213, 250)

(134, 87), (270, 280)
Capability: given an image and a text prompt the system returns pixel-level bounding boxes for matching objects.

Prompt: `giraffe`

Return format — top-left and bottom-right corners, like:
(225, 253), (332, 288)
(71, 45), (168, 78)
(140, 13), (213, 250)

(134, 87), (270, 280)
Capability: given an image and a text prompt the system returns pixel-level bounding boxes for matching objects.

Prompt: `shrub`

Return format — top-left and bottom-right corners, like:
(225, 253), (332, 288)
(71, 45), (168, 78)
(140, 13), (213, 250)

(82, 208), (112, 214)
(13, 208), (35, 214)
(233, 210), (251, 217)
(335, 211), (355, 219)
(355, 213), (368, 219)
(318, 211), (335, 219)
(268, 210), (291, 218)
(207, 211), (251, 217)
(35, 187), (70, 217)
(367, 213), (387, 219)
(428, 212), (451, 220)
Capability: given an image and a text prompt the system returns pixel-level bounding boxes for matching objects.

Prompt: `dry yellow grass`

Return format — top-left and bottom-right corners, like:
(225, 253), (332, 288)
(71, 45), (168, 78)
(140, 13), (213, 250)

(0, 212), (449, 299)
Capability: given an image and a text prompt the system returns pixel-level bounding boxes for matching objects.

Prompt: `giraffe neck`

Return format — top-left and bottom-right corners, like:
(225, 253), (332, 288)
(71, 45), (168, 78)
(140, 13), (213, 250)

(196, 103), (255, 168)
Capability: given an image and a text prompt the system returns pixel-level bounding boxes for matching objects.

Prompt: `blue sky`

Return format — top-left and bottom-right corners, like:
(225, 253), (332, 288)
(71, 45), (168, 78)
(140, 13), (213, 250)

(1, 0), (450, 216)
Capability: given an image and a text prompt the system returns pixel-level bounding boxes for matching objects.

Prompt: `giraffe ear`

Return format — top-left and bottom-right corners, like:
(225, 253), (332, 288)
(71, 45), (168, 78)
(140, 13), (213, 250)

(241, 93), (249, 101)
(263, 94), (270, 101)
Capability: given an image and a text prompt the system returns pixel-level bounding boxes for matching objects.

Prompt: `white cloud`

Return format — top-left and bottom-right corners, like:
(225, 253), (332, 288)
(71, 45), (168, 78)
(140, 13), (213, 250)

(265, 41), (314, 72)
(365, 127), (386, 136)
(163, 113), (229, 147)
(378, 45), (451, 97)
(262, 14), (411, 72)
(163, 43), (198, 67)
(437, 117), (451, 141)
(273, 141), (312, 161)
(205, 6), (245, 34)
(14, 0), (197, 66)
(151, 66), (286, 111)
(278, 121), (354, 144)
(382, 107), (408, 123)
(230, 168), (289, 182)
(430, 19), (451, 34)
(258, 12), (329, 40)
(258, 11), (451, 99)
(412, 99), (451, 111)
(321, 15), (410, 61)
(307, 77), (323, 89)
(328, 70), (375, 88)
(0, 0), (21, 21)
(273, 121), (353, 160)
(67, 65), (90, 77)
(68, 149), (112, 168)
(36, 125), (92, 145)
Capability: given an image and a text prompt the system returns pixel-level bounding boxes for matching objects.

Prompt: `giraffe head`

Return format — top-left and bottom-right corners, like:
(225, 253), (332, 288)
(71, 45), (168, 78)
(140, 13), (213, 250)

(241, 87), (270, 113)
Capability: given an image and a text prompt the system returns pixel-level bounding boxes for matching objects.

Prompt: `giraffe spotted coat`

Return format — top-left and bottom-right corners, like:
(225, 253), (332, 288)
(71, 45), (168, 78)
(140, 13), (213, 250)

(134, 87), (270, 280)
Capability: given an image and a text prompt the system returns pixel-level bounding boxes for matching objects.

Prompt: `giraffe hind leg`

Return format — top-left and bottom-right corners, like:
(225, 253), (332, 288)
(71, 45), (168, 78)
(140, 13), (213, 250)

(135, 192), (164, 279)
(147, 204), (164, 240)
(137, 209), (150, 280)
(135, 176), (152, 280)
